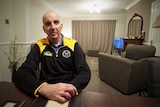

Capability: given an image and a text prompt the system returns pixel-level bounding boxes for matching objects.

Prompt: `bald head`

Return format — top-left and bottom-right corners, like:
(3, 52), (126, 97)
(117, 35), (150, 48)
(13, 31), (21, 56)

(42, 10), (63, 43)
(42, 10), (61, 24)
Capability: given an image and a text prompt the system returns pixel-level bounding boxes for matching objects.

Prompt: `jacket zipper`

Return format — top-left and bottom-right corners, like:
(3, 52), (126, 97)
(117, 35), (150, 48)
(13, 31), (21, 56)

(50, 46), (65, 58)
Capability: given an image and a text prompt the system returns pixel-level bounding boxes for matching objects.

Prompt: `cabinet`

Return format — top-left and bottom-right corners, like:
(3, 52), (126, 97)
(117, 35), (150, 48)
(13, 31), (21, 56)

(124, 39), (144, 50)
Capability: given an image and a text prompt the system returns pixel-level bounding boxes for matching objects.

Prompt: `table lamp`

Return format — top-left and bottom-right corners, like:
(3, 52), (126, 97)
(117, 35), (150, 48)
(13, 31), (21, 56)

(151, 14), (160, 52)
(152, 14), (160, 28)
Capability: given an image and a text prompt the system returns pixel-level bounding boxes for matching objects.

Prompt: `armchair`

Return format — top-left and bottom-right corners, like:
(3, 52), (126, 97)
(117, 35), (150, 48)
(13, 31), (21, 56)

(98, 44), (156, 94)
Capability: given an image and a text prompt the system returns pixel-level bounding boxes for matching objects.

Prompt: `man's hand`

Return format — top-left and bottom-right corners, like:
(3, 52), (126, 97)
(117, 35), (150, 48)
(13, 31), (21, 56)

(38, 83), (77, 103)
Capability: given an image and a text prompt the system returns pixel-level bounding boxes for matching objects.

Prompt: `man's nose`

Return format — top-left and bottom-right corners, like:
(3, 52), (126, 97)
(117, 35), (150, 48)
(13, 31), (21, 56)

(51, 22), (56, 29)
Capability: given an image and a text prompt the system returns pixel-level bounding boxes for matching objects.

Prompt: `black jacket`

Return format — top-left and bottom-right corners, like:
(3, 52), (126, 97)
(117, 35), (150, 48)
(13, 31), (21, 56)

(14, 36), (91, 97)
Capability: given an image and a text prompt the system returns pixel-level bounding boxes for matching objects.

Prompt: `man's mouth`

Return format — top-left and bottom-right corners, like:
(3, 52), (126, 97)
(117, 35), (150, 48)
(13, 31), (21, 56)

(50, 31), (57, 36)
(53, 32), (57, 35)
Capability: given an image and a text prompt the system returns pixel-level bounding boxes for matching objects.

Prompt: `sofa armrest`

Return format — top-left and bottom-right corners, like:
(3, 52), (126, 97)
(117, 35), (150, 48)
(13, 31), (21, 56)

(98, 53), (135, 76)
(98, 53), (148, 94)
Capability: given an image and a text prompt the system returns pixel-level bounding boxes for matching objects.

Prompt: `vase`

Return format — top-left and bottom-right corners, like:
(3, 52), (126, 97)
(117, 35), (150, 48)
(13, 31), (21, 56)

(11, 68), (17, 82)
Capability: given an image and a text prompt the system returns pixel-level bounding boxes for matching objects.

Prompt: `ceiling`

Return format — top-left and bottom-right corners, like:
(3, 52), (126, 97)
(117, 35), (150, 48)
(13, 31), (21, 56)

(40, 0), (140, 17)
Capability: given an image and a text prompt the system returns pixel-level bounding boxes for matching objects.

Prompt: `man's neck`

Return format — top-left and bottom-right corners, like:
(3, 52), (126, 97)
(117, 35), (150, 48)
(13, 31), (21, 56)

(49, 35), (62, 46)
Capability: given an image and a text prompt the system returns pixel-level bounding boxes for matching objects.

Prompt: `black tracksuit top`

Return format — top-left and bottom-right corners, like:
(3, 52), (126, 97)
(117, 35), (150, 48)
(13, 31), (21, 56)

(14, 36), (91, 97)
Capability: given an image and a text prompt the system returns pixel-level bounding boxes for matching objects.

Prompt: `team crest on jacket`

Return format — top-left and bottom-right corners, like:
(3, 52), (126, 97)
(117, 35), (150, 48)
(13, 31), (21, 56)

(62, 50), (71, 58)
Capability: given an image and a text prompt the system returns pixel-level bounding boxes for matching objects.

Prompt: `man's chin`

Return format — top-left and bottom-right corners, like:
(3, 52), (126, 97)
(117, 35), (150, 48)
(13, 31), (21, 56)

(48, 35), (59, 39)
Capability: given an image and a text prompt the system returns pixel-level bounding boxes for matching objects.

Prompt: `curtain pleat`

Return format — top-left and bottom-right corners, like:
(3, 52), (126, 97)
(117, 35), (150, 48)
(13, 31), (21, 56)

(72, 20), (116, 54)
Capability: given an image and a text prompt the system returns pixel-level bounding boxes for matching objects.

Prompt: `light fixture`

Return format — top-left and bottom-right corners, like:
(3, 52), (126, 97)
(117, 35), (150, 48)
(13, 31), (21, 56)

(152, 14), (160, 28)
(89, 4), (101, 13)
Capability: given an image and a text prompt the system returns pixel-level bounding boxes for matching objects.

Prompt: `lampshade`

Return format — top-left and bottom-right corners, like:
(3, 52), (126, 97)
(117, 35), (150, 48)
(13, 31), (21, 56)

(152, 14), (160, 28)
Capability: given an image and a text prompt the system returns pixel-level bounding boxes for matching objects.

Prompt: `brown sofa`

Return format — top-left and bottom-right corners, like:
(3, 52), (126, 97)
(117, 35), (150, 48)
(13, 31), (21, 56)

(98, 44), (156, 94)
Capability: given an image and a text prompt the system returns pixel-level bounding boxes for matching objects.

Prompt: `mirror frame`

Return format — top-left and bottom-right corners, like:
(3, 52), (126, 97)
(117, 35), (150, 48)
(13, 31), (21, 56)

(127, 13), (143, 38)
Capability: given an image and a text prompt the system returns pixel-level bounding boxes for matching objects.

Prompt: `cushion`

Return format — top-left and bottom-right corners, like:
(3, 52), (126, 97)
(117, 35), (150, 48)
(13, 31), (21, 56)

(125, 44), (156, 60)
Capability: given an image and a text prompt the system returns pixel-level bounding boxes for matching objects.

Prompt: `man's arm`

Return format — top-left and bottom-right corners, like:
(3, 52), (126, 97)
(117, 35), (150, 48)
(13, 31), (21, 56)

(14, 44), (43, 96)
(70, 43), (91, 93)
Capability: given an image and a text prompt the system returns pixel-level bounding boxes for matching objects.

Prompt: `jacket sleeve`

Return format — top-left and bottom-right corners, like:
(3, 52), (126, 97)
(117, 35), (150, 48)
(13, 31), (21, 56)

(70, 42), (91, 93)
(14, 44), (44, 97)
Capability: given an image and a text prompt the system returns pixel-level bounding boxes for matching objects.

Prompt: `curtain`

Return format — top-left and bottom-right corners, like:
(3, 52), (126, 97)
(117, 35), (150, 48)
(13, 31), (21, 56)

(72, 20), (116, 54)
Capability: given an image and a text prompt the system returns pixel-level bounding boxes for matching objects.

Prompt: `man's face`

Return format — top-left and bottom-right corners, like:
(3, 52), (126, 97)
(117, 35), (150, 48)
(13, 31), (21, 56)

(43, 12), (63, 40)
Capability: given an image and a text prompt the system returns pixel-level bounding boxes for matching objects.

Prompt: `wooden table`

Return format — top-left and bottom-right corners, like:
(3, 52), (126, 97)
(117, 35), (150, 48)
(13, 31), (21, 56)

(70, 92), (160, 107)
(124, 39), (144, 50)
(1, 81), (160, 107)
(0, 81), (34, 107)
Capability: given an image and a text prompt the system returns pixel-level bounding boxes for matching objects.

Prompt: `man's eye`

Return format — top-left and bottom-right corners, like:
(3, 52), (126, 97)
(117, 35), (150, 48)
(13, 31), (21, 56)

(44, 22), (51, 26)
(54, 21), (59, 25)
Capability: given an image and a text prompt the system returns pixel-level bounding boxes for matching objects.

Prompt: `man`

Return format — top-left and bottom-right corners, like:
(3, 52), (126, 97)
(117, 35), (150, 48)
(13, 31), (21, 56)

(14, 10), (91, 103)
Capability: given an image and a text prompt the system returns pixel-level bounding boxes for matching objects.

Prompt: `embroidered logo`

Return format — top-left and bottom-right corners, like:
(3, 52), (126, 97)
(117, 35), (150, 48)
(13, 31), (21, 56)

(43, 51), (52, 57)
(62, 50), (71, 58)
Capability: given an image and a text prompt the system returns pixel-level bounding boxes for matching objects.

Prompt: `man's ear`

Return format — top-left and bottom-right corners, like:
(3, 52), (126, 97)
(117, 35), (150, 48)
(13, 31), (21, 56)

(61, 24), (63, 29)
(42, 25), (46, 33)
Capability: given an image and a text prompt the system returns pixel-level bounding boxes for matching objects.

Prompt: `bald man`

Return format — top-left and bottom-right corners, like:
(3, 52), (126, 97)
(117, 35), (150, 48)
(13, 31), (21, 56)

(14, 11), (91, 103)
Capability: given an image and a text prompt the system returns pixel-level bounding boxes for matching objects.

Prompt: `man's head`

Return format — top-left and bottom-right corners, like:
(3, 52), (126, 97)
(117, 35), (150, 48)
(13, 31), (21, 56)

(42, 11), (63, 42)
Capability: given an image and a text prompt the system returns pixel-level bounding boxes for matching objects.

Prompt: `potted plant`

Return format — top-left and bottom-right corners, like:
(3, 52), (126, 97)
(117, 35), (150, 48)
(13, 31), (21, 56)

(3, 36), (23, 82)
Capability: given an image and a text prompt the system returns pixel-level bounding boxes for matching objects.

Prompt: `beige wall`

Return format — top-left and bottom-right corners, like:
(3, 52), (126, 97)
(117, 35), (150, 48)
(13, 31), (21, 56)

(126, 0), (155, 43)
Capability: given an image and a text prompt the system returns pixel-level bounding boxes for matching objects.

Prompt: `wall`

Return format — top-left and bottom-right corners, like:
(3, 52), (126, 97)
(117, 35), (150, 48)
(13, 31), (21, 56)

(0, 0), (31, 81)
(0, 0), (13, 42)
(0, 0), (14, 81)
(126, 0), (155, 43)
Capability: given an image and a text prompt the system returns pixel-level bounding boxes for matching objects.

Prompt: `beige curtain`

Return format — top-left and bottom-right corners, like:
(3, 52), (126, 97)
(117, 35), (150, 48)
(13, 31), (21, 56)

(72, 20), (116, 54)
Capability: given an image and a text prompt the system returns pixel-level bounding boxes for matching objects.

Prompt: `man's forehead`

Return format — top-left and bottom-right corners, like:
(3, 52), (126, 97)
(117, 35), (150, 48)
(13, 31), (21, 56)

(43, 11), (60, 22)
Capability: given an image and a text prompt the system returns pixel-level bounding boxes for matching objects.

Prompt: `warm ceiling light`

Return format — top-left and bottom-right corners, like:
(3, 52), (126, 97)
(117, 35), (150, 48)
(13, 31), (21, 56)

(89, 4), (101, 13)
(152, 14), (160, 28)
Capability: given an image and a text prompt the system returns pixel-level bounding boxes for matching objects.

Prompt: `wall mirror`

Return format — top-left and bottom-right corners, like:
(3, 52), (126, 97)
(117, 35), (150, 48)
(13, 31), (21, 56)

(127, 13), (143, 38)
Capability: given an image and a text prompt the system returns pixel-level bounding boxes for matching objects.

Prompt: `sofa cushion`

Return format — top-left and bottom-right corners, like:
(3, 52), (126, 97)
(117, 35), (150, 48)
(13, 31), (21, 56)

(125, 44), (156, 60)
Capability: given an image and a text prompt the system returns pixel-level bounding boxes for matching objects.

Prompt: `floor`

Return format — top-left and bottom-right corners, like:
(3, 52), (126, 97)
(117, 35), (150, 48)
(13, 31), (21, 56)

(84, 55), (139, 96)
